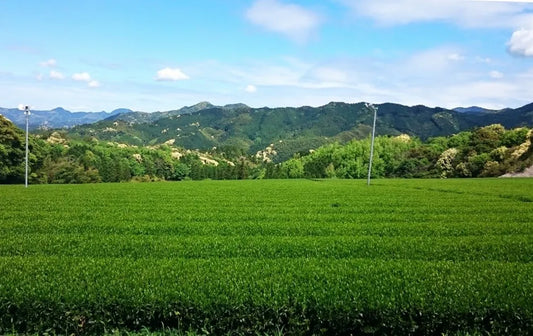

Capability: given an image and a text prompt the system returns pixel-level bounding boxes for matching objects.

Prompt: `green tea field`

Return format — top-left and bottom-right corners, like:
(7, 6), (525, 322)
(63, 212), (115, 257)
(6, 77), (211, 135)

(0, 179), (532, 335)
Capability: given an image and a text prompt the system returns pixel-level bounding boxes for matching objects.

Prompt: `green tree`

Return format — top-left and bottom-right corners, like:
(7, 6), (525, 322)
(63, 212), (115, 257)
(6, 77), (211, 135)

(281, 159), (304, 178)
(42, 158), (101, 184)
(325, 163), (336, 178)
(501, 128), (528, 147)
(470, 124), (505, 153)
(172, 162), (190, 180)
(0, 116), (25, 183)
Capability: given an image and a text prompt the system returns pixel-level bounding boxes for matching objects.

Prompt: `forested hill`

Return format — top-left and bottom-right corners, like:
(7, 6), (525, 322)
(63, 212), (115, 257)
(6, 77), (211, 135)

(2, 112), (533, 184)
(0, 102), (216, 130)
(65, 101), (533, 162)
(0, 107), (130, 129)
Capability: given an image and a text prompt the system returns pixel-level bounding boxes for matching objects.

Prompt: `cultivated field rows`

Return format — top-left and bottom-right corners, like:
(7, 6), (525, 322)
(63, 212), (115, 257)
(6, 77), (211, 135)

(0, 179), (532, 334)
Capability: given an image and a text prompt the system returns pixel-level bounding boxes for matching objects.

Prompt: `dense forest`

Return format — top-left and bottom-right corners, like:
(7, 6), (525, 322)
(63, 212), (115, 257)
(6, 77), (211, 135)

(61, 101), (533, 163)
(279, 125), (533, 179)
(1, 114), (532, 184)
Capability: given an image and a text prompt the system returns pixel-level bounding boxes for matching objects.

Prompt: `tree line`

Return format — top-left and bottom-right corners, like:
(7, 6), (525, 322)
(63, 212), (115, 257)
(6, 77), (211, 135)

(277, 124), (532, 179)
(1, 114), (532, 184)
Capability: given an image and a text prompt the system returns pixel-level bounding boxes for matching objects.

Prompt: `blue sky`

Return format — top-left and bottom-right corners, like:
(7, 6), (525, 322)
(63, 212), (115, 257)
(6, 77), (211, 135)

(1, 0), (533, 112)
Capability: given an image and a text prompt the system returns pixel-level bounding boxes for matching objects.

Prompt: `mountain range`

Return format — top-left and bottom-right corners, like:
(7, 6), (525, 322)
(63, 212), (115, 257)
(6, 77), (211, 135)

(62, 101), (533, 162)
(0, 107), (131, 129)
(2, 101), (533, 162)
(0, 102), (226, 130)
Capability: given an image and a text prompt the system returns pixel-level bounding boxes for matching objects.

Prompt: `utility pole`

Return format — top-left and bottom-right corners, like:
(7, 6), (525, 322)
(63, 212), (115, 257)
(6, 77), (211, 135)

(18, 105), (31, 188)
(365, 103), (378, 186)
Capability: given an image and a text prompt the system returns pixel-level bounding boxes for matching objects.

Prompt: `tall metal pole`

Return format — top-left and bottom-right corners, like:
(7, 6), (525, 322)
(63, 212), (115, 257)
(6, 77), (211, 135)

(24, 106), (30, 188)
(367, 104), (377, 186)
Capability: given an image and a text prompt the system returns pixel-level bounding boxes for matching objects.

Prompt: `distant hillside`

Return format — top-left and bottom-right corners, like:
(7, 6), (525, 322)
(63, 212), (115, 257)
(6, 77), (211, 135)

(453, 106), (497, 114)
(0, 107), (131, 129)
(4, 112), (533, 183)
(63, 101), (530, 162)
(12, 101), (532, 162)
(458, 103), (533, 129)
(103, 102), (217, 124)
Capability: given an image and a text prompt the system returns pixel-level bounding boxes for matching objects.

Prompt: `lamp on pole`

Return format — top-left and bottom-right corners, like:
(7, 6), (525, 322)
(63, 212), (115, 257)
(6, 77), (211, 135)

(18, 104), (30, 188)
(365, 103), (378, 186)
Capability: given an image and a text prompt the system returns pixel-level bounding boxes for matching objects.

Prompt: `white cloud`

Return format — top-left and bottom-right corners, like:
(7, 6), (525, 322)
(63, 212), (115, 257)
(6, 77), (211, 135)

(446, 81), (518, 103)
(475, 56), (492, 64)
(236, 62), (305, 87)
(490, 70), (504, 79)
(404, 47), (466, 73)
(448, 53), (464, 61)
(246, 0), (321, 42)
(40, 59), (57, 67)
(245, 84), (257, 93)
(338, 0), (533, 28)
(49, 70), (65, 80)
(72, 72), (92, 82)
(72, 72), (100, 87)
(508, 28), (533, 56)
(308, 67), (348, 83)
(474, 0), (533, 3)
(155, 67), (190, 81)
(199, 47), (533, 109)
(337, 1), (533, 58)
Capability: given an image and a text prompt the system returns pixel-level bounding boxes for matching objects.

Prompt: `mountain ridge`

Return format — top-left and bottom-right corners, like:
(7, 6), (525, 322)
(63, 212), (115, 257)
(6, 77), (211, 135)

(453, 106), (498, 114)
(2, 101), (532, 131)
(0, 107), (132, 129)
(63, 101), (533, 162)
(3, 100), (533, 163)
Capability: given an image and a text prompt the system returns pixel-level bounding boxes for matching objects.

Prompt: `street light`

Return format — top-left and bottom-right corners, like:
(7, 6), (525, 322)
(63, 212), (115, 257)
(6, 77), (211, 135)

(18, 104), (31, 188)
(365, 103), (378, 186)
